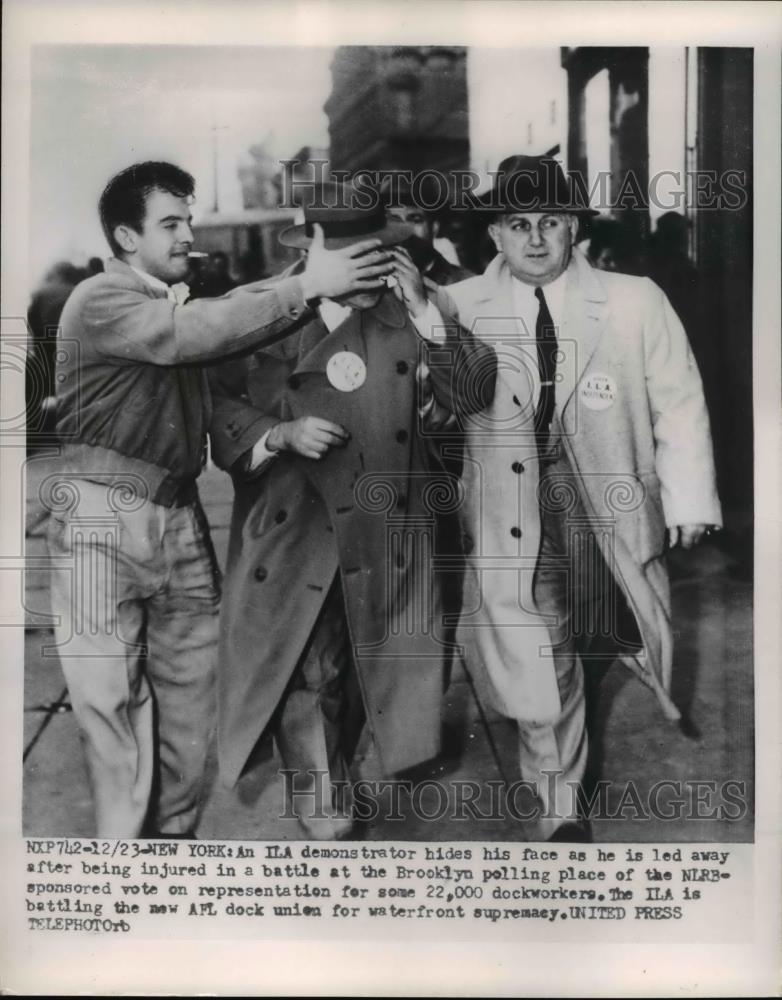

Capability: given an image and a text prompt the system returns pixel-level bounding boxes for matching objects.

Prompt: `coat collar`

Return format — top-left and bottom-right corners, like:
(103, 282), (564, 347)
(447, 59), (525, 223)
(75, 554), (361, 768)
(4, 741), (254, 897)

(471, 253), (514, 308)
(473, 247), (608, 304)
(105, 257), (167, 298)
(467, 249), (609, 413)
(293, 291), (409, 375)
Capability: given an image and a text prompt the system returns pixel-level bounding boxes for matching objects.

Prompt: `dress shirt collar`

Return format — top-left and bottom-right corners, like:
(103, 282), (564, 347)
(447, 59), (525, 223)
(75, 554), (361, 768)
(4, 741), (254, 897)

(318, 298), (353, 333)
(511, 265), (569, 330)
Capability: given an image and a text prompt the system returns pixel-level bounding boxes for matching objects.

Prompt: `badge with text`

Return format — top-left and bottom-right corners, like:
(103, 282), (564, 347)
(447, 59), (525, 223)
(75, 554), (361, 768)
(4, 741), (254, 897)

(326, 351), (367, 392)
(579, 371), (617, 411)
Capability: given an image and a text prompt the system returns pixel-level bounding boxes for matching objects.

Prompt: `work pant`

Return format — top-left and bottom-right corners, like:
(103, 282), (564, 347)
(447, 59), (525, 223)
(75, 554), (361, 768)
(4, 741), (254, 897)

(46, 479), (219, 838)
(275, 574), (356, 839)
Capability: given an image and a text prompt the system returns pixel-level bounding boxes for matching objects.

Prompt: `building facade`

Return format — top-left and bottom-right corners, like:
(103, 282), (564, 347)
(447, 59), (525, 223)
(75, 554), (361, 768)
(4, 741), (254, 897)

(325, 46), (470, 177)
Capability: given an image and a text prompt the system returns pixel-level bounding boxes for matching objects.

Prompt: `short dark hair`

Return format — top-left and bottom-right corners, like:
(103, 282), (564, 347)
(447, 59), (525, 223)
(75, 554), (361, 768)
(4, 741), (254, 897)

(98, 161), (195, 256)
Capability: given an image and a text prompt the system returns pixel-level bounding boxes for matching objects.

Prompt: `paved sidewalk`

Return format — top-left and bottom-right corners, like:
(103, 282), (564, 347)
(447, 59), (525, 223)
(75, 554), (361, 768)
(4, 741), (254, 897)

(22, 453), (754, 842)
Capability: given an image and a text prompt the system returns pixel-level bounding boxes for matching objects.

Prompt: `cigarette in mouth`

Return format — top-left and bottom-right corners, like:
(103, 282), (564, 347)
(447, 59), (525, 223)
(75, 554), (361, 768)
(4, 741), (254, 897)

(187, 251), (209, 258)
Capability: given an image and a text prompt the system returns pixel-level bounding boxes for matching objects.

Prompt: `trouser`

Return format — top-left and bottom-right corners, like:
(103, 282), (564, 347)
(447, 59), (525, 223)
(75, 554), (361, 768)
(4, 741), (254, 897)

(46, 479), (220, 838)
(275, 574), (357, 838)
(526, 446), (612, 837)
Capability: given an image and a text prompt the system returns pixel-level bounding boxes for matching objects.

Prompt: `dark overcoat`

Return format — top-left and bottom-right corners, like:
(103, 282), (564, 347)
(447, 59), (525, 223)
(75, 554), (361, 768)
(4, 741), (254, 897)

(209, 290), (495, 785)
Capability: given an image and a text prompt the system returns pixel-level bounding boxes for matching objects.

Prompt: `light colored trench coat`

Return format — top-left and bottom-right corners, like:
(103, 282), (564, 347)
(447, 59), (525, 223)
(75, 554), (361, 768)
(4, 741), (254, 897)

(438, 249), (722, 725)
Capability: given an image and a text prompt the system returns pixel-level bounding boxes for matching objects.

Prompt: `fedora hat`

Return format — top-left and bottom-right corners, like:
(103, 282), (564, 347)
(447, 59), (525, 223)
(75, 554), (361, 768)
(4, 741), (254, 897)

(279, 180), (414, 250)
(478, 154), (597, 216)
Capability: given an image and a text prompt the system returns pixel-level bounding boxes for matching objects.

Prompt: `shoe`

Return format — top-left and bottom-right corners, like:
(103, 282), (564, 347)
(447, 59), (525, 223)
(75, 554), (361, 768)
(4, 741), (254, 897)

(297, 812), (355, 841)
(296, 777), (356, 840)
(548, 821), (592, 843)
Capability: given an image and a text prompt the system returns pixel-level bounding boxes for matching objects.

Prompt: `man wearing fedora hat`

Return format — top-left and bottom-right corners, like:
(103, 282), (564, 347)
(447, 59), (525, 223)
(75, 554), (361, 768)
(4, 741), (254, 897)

(440, 154), (721, 841)
(207, 181), (496, 837)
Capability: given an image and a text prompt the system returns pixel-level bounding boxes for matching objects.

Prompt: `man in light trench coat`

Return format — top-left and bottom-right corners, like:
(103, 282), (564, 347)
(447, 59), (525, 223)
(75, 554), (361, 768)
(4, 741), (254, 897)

(440, 155), (722, 841)
(208, 182), (496, 838)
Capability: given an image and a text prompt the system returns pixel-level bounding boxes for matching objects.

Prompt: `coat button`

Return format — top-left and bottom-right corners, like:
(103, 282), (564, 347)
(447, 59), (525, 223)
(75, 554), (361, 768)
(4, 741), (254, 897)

(396, 360), (409, 375)
(254, 566), (268, 582)
(396, 429), (408, 444)
(287, 374), (300, 390)
(274, 509), (288, 524)
(510, 526), (522, 539)
(512, 461), (525, 474)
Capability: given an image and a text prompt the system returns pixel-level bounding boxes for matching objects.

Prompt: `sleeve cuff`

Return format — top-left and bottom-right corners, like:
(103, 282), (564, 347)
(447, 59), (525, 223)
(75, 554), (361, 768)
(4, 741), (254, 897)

(411, 301), (447, 343)
(661, 491), (723, 530)
(246, 428), (279, 475)
(274, 275), (309, 321)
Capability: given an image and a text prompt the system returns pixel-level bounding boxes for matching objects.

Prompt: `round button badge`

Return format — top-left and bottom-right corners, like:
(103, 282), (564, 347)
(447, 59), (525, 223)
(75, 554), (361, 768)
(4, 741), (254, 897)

(579, 371), (617, 411)
(326, 351), (367, 392)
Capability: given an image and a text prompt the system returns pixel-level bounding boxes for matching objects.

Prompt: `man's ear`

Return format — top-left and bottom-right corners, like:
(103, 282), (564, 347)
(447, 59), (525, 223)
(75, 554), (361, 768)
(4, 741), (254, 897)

(488, 221), (503, 254)
(568, 215), (580, 245)
(113, 224), (138, 255)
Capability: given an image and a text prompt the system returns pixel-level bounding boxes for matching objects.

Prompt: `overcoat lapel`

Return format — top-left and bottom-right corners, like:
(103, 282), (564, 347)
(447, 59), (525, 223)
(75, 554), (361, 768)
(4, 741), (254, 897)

(292, 291), (408, 376)
(558, 251), (609, 418)
(280, 295), (445, 775)
(460, 258), (539, 409)
(286, 294), (416, 504)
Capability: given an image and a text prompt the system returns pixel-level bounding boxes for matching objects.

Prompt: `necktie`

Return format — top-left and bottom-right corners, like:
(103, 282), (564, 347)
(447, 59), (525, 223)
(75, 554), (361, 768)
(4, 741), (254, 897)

(534, 286), (557, 444)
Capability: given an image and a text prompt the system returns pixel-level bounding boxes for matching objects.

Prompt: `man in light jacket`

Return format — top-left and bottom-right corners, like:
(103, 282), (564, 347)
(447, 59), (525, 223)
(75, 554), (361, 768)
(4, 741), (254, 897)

(47, 161), (395, 839)
(441, 155), (722, 841)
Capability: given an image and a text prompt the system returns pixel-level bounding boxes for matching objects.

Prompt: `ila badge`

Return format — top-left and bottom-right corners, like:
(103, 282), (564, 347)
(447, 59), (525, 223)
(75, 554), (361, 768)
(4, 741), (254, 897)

(327, 351), (367, 392)
(579, 372), (617, 411)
